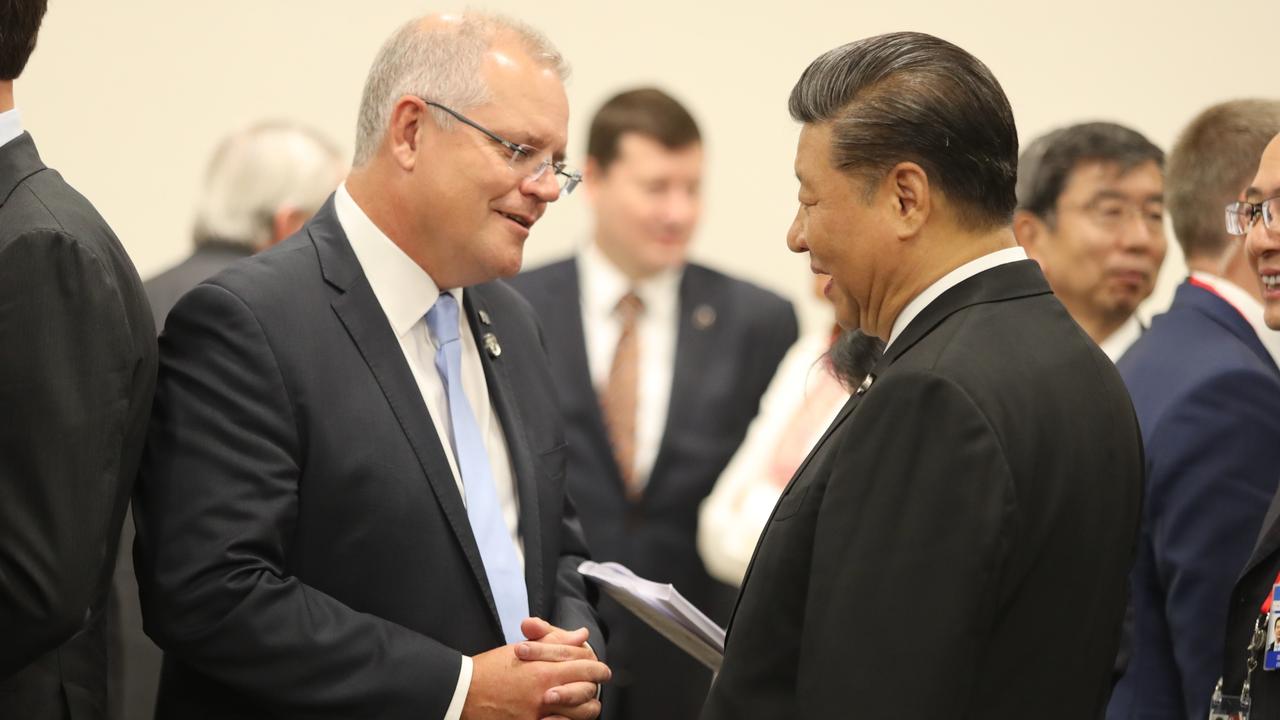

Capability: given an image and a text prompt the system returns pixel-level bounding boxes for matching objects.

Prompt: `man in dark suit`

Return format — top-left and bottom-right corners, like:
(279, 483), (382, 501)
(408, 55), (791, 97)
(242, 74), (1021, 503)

(701, 32), (1143, 719)
(508, 87), (797, 720)
(1218, 131), (1280, 717)
(108, 120), (344, 720)
(1107, 100), (1280, 720)
(144, 120), (346, 329)
(133, 13), (608, 719)
(0, 1), (158, 717)
(1012, 122), (1167, 362)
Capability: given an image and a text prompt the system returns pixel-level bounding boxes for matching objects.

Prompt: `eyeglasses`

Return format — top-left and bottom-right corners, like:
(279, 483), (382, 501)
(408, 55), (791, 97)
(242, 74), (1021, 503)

(1058, 197), (1164, 234)
(421, 99), (581, 195)
(1225, 196), (1280, 236)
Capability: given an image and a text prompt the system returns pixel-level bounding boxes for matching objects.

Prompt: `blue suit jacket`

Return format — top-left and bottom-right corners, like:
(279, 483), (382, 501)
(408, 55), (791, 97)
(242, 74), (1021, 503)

(1107, 280), (1280, 720)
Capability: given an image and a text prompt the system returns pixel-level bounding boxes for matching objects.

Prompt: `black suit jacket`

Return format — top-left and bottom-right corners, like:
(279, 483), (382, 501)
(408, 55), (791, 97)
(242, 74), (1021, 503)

(144, 242), (254, 330)
(701, 260), (1144, 720)
(508, 258), (796, 720)
(133, 198), (602, 718)
(1222, 481), (1280, 715)
(0, 133), (157, 719)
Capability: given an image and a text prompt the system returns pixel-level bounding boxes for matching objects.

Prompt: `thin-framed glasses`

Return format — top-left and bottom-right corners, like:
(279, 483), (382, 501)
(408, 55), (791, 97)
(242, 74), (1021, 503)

(1058, 197), (1164, 234)
(1226, 196), (1280, 236)
(420, 99), (582, 195)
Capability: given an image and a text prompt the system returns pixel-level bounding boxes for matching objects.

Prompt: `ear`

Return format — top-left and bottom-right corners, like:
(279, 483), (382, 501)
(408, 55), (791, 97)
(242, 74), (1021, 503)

(269, 206), (312, 248)
(582, 156), (606, 205)
(883, 161), (930, 238)
(1012, 209), (1049, 266)
(385, 95), (428, 171)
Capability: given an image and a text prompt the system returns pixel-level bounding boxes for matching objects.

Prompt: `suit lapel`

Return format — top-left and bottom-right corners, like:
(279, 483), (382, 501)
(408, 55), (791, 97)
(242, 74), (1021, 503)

(464, 285), (545, 617)
(311, 201), (502, 633)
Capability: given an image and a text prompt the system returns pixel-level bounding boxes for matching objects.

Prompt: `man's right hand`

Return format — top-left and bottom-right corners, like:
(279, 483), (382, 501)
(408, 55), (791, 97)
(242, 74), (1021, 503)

(461, 642), (610, 720)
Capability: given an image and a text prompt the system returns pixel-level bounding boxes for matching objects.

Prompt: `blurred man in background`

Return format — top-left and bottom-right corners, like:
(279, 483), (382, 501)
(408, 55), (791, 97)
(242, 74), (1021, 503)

(510, 87), (796, 720)
(1107, 100), (1280, 720)
(1014, 122), (1166, 360)
(0, 1), (157, 717)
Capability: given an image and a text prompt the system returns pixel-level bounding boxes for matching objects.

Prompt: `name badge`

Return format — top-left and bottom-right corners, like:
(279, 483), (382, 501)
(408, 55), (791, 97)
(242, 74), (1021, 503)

(1266, 585), (1280, 671)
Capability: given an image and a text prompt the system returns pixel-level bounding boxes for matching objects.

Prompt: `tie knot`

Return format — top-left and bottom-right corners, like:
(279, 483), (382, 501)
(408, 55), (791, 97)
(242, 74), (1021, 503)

(426, 292), (460, 346)
(615, 291), (644, 322)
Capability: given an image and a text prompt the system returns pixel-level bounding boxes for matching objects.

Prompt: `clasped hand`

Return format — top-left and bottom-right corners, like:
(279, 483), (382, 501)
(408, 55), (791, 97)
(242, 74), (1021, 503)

(462, 617), (610, 720)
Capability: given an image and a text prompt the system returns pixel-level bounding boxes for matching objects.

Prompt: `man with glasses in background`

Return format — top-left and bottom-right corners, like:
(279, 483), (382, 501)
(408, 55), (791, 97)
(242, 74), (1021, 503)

(132, 13), (610, 719)
(509, 87), (797, 720)
(1013, 122), (1166, 361)
(1105, 100), (1280, 720)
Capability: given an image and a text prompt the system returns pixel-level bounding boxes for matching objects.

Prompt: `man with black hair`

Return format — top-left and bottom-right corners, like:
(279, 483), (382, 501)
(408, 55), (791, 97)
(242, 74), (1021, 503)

(1014, 122), (1167, 360)
(0, 1), (157, 718)
(702, 32), (1142, 719)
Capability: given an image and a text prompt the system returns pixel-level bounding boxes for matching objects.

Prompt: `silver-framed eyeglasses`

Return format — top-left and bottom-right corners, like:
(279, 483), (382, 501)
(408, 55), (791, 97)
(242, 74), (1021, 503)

(421, 99), (581, 195)
(1226, 195), (1280, 236)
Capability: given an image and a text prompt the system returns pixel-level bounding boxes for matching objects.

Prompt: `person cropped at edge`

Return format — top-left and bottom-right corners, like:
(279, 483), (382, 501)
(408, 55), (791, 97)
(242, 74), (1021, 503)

(0, 1), (158, 717)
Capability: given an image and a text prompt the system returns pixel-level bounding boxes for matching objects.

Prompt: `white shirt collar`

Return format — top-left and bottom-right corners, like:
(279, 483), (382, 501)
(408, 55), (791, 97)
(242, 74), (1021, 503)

(885, 246), (1028, 350)
(1189, 271), (1280, 368)
(0, 109), (23, 149)
(334, 182), (459, 339)
(578, 239), (682, 318)
(1098, 314), (1144, 362)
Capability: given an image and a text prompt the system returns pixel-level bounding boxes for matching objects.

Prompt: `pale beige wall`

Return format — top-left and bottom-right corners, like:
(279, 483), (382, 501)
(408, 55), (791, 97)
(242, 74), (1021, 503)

(18, 0), (1269, 332)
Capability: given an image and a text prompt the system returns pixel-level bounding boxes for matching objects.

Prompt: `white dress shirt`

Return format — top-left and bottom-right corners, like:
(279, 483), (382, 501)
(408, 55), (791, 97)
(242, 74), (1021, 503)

(885, 246), (1029, 351)
(1190, 271), (1280, 367)
(1098, 314), (1144, 362)
(335, 183), (522, 720)
(578, 241), (681, 491)
(0, 109), (23, 149)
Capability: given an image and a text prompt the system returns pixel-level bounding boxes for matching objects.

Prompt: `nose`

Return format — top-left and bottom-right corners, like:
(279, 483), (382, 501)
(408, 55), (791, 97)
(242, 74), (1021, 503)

(1246, 212), (1280, 260)
(522, 167), (563, 203)
(659, 187), (699, 230)
(787, 206), (808, 254)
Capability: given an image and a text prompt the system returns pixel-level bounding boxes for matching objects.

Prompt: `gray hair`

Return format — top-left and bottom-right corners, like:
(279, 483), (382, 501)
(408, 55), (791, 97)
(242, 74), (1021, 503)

(1016, 122), (1163, 222)
(352, 12), (569, 167)
(193, 121), (345, 249)
(789, 32), (1019, 231)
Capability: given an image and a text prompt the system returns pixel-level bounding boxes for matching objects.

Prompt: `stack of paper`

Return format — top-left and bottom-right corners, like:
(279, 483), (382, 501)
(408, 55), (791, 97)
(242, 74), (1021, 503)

(578, 560), (726, 671)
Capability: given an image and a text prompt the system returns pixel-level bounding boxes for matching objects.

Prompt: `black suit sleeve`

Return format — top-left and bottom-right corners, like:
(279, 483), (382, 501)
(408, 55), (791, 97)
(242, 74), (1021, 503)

(796, 370), (1012, 716)
(1146, 369), (1280, 715)
(0, 231), (139, 679)
(134, 282), (462, 718)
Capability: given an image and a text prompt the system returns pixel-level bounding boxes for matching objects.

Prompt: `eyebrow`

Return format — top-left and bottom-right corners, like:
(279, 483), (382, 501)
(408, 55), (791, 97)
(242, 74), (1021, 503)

(1091, 189), (1163, 203)
(1245, 185), (1280, 201)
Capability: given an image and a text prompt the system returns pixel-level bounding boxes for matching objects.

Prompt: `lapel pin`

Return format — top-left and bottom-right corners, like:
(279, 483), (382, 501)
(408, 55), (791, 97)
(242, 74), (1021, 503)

(478, 309), (492, 326)
(855, 373), (875, 397)
(483, 332), (502, 358)
(692, 304), (716, 330)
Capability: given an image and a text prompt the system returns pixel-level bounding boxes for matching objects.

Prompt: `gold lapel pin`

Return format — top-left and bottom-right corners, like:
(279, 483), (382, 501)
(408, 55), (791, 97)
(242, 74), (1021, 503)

(692, 304), (716, 330)
(483, 332), (502, 358)
(478, 309), (492, 325)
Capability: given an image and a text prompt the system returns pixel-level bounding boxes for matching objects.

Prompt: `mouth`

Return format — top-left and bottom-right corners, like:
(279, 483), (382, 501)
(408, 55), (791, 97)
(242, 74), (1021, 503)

(496, 210), (534, 230)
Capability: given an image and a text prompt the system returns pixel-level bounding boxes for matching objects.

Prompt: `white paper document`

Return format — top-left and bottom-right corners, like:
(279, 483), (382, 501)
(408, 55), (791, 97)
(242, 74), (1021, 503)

(577, 560), (726, 671)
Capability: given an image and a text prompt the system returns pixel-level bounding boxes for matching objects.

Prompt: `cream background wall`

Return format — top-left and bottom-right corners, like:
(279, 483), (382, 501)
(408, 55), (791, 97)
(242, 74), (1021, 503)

(18, 0), (1270, 332)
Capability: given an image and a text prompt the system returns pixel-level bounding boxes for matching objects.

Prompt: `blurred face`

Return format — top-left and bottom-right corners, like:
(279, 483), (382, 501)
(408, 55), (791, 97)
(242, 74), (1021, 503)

(1025, 160), (1166, 330)
(411, 38), (569, 286)
(1244, 135), (1280, 329)
(587, 133), (702, 279)
(789, 122), (888, 330)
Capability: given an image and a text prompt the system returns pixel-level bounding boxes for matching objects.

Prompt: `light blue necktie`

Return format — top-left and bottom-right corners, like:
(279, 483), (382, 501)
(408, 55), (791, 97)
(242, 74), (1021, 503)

(425, 292), (529, 644)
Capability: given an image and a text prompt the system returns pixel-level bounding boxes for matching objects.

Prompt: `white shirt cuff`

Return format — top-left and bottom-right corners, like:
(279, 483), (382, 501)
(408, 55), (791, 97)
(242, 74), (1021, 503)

(442, 654), (473, 720)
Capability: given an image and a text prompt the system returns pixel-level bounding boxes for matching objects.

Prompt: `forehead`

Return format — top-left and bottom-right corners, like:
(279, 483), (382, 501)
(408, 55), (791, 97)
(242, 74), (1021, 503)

(474, 41), (569, 151)
(611, 133), (703, 172)
(1247, 135), (1280, 199)
(795, 123), (834, 179)
(1060, 159), (1163, 200)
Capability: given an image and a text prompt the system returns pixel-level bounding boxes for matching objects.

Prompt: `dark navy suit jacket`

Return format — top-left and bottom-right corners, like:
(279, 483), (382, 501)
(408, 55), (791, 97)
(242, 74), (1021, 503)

(1108, 280), (1280, 720)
